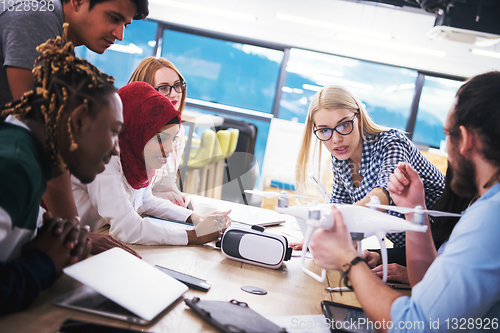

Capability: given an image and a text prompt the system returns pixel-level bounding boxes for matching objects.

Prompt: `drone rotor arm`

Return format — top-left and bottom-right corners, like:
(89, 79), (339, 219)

(424, 210), (462, 217)
(366, 203), (463, 218)
(365, 203), (416, 214)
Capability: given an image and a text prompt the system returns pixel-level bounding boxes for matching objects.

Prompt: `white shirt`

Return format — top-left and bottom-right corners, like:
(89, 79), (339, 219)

(71, 156), (193, 245)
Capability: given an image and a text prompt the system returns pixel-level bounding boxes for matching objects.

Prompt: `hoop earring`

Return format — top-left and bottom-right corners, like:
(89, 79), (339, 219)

(67, 116), (78, 152)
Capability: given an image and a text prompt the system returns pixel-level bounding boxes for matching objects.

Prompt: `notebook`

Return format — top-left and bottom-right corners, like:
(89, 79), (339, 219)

(229, 207), (286, 227)
(191, 195), (285, 227)
(56, 248), (188, 324)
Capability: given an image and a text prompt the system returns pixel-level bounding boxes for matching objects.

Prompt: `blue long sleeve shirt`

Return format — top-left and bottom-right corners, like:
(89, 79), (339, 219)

(390, 183), (500, 332)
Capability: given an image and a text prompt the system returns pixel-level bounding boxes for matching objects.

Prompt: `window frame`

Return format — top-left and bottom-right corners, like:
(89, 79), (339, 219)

(151, 19), (467, 147)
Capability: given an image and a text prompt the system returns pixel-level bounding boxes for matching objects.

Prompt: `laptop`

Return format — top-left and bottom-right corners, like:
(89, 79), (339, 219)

(54, 248), (188, 325)
(194, 196), (286, 227)
(229, 206), (286, 227)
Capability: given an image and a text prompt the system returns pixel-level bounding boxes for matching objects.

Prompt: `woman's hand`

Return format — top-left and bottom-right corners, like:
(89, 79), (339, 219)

(187, 210), (231, 245)
(310, 205), (357, 271)
(88, 233), (141, 258)
(157, 191), (186, 207)
(362, 250), (381, 268)
(372, 263), (410, 284)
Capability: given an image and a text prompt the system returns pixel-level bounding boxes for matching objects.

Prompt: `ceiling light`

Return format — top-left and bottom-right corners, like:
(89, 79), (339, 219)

(303, 77), (373, 92)
(303, 84), (323, 92)
(109, 43), (143, 54)
(151, 0), (256, 21)
(286, 66), (343, 77)
(313, 75), (373, 91)
(276, 13), (392, 40)
(471, 49), (500, 59)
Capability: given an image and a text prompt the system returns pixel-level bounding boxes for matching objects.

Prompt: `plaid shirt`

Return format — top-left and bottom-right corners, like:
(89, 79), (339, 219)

(330, 129), (445, 247)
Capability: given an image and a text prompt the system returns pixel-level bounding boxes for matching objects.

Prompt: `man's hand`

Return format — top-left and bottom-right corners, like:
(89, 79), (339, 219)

(310, 205), (357, 271)
(387, 162), (427, 209)
(24, 214), (91, 274)
(88, 233), (141, 258)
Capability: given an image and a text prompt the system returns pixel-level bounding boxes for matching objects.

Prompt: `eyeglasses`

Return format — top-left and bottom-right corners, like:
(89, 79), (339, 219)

(313, 114), (357, 141)
(154, 81), (186, 96)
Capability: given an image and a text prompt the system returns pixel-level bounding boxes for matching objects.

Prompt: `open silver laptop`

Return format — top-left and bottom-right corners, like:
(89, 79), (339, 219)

(54, 248), (188, 325)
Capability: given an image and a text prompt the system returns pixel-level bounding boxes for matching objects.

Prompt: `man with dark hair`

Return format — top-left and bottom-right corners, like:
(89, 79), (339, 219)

(1, 0), (149, 106)
(0, 0), (148, 255)
(310, 71), (500, 332)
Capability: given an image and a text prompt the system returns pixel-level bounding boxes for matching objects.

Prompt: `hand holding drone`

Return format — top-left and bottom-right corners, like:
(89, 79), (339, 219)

(246, 188), (461, 284)
(277, 198), (436, 283)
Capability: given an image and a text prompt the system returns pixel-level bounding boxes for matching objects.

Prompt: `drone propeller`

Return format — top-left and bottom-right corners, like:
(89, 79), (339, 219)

(365, 203), (462, 217)
(244, 190), (318, 200)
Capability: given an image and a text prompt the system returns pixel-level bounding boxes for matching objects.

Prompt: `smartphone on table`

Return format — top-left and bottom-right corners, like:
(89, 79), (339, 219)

(155, 265), (211, 292)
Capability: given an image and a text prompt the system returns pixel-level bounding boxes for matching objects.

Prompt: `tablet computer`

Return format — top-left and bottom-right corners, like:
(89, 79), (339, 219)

(321, 300), (377, 333)
(57, 319), (152, 333)
(55, 248), (188, 325)
(142, 214), (195, 230)
(54, 285), (149, 325)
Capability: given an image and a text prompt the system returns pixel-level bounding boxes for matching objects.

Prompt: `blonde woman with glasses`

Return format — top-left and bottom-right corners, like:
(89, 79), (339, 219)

(297, 85), (445, 248)
(128, 57), (189, 207)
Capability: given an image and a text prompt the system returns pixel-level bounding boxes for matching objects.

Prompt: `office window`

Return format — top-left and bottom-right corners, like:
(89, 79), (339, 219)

(75, 20), (158, 88)
(413, 76), (463, 148)
(279, 48), (418, 131)
(161, 30), (283, 113)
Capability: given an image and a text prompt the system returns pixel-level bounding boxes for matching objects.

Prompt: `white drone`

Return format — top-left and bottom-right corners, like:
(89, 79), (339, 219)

(247, 189), (462, 283)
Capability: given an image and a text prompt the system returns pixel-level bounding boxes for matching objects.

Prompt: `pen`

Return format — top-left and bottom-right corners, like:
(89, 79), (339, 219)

(325, 287), (352, 292)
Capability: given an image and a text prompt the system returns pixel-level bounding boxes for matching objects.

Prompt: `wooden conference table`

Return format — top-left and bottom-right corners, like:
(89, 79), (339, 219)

(0, 196), (410, 333)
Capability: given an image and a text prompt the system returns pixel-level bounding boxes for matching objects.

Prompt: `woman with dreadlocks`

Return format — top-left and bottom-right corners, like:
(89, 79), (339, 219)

(0, 25), (122, 314)
(71, 81), (231, 246)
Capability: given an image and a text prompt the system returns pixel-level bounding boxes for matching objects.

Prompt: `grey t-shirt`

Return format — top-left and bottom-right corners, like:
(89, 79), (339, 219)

(0, 0), (64, 107)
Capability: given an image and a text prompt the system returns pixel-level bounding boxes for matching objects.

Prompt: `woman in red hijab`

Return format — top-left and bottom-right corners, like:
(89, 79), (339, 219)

(71, 82), (230, 245)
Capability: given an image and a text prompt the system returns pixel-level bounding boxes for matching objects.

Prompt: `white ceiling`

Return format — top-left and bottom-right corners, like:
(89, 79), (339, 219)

(148, 0), (500, 79)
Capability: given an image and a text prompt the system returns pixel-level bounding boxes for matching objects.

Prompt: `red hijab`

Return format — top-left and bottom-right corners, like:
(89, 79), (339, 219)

(118, 82), (181, 190)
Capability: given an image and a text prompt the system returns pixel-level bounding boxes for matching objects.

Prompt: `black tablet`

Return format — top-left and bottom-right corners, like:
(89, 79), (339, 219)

(321, 301), (377, 333)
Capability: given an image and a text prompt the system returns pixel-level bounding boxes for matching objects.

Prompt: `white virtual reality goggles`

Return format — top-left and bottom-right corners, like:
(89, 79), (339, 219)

(220, 225), (292, 269)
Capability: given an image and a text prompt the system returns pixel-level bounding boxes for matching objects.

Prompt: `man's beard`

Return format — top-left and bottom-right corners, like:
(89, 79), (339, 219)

(451, 152), (478, 198)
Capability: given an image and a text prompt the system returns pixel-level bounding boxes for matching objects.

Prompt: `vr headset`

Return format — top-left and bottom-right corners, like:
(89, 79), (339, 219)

(220, 225), (292, 269)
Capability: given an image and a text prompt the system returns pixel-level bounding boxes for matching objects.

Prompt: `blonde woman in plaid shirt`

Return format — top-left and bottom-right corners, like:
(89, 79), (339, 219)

(128, 57), (190, 208)
(297, 85), (445, 248)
